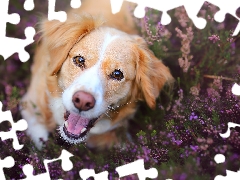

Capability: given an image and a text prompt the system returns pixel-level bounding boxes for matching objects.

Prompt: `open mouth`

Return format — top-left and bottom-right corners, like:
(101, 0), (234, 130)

(58, 110), (99, 144)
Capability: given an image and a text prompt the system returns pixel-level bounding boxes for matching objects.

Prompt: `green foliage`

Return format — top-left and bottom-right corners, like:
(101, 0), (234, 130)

(166, 119), (174, 131)
(136, 130), (146, 137)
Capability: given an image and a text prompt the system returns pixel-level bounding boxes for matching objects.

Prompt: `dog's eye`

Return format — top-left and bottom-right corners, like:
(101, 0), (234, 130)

(110, 69), (124, 81)
(73, 55), (85, 69)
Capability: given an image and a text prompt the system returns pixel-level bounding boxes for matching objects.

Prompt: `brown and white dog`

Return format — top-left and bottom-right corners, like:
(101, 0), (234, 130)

(21, 0), (173, 149)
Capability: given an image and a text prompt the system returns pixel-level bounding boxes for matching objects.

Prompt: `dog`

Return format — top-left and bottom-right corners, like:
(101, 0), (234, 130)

(21, 0), (173, 149)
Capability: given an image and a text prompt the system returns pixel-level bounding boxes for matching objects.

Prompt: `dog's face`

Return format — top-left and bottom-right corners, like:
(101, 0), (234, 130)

(59, 28), (138, 142)
(60, 28), (137, 119)
(42, 15), (173, 144)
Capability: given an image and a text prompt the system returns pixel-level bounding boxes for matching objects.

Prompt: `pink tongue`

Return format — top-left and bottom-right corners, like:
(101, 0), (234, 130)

(66, 113), (90, 135)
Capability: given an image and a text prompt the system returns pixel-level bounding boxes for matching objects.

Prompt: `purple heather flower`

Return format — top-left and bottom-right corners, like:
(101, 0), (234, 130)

(199, 119), (205, 124)
(208, 34), (220, 43)
(157, 22), (164, 33)
(167, 132), (174, 138)
(190, 145), (198, 152)
(175, 140), (183, 145)
(189, 112), (198, 120)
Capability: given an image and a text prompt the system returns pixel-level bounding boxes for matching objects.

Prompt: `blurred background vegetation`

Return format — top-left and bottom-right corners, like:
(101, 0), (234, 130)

(0, 1), (240, 179)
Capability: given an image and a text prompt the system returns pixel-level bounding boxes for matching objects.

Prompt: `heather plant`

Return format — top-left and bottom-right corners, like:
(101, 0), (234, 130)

(0, 1), (240, 180)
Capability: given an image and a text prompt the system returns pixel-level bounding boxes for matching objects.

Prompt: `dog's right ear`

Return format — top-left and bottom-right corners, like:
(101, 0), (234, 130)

(40, 14), (104, 76)
(40, 14), (104, 97)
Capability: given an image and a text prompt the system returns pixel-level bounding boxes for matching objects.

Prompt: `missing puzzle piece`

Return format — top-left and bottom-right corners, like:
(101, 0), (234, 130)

(215, 169), (240, 180)
(0, 0), (82, 62)
(21, 150), (73, 180)
(116, 159), (158, 180)
(0, 156), (14, 180)
(198, 1), (240, 36)
(0, 101), (28, 150)
(48, 0), (82, 22)
(21, 164), (49, 180)
(111, 0), (240, 35)
(207, 0), (240, 36)
(24, 0), (34, 11)
(213, 154), (240, 180)
(232, 83), (240, 96)
(111, 0), (207, 29)
(79, 169), (108, 180)
(0, 0), (35, 62)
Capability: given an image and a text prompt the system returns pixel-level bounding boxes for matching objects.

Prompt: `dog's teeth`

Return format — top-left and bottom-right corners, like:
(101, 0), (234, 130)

(64, 121), (68, 128)
(81, 128), (87, 133)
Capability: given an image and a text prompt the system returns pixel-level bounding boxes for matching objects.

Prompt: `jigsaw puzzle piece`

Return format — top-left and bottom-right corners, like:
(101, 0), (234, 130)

(206, 0), (240, 22)
(214, 154), (240, 180)
(132, 1), (146, 19)
(215, 170), (240, 180)
(182, 1), (207, 29)
(45, 149), (74, 171)
(110, 0), (181, 22)
(219, 122), (240, 138)
(0, 0), (36, 62)
(5, 11), (20, 26)
(232, 83), (240, 95)
(127, 0), (184, 23)
(21, 149), (73, 180)
(116, 159), (158, 180)
(0, 0), (20, 37)
(234, 23), (240, 36)
(0, 156), (14, 180)
(110, 0), (123, 14)
(214, 154), (226, 164)
(24, 0), (35, 11)
(48, 0), (82, 22)
(21, 164), (50, 180)
(204, 0), (240, 36)
(70, 0), (81, 9)
(197, 2), (238, 34)
(1, 0), (82, 62)
(111, 0), (206, 28)
(112, 0), (239, 33)
(0, 101), (28, 150)
(48, 0), (67, 22)
(79, 169), (108, 180)
(1, 27), (35, 62)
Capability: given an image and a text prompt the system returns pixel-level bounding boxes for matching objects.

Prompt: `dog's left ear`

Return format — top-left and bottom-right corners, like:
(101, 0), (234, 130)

(133, 36), (174, 109)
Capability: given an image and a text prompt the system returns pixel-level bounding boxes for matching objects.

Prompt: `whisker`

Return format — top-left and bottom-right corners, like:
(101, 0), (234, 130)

(104, 112), (110, 118)
(104, 109), (113, 120)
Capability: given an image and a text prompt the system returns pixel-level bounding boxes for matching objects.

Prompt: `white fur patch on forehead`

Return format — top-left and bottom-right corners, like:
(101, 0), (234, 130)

(99, 32), (119, 62)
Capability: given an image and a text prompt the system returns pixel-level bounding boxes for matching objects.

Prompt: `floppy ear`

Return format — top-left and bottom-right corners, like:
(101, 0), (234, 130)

(133, 36), (174, 109)
(39, 14), (104, 96)
(40, 14), (104, 76)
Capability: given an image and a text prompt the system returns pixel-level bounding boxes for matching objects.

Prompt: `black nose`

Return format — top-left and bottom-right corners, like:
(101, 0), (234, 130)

(72, 91), (95, 111)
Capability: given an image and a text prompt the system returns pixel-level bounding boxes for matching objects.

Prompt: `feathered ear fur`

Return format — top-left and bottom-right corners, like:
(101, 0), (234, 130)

(39, 14), (104, 96)
(40, 14), (104, 76)
(133, 36), (174, 109)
